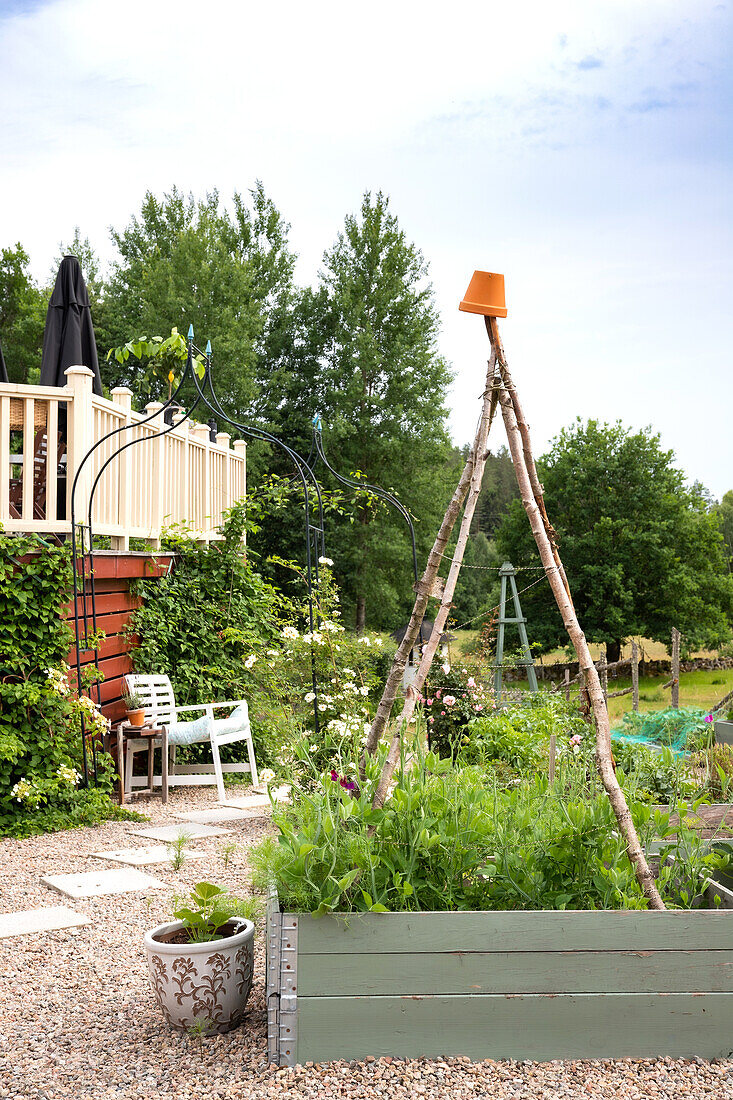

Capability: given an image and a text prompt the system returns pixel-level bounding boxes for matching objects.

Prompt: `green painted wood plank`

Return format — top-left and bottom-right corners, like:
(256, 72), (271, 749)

(297, 949), (733, 996)
(294, 992), (733, 1063)
(292, 909), (733, 954)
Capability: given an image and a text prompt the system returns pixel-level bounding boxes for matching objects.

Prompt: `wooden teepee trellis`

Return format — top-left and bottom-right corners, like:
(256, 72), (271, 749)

(364, 270), (664, 910)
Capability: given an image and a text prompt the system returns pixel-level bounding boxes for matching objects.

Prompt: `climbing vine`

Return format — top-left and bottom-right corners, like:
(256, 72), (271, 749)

(0, 534), (129, 837)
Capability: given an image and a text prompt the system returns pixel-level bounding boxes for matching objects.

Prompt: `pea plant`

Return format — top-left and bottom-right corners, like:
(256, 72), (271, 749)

(251, 741), (730, 915)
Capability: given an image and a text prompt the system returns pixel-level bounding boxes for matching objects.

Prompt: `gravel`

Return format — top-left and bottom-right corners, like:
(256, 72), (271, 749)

(2, 787), (733, 1100)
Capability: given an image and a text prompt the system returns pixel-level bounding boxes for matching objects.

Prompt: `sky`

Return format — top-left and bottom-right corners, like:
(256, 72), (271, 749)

(1, 0), (731, 496)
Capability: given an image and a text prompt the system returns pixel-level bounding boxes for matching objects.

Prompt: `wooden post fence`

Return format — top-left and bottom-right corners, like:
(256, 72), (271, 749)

(598, 650), (608, 703)
(631, 639), (640, 712)
(671, 628), (681, 709)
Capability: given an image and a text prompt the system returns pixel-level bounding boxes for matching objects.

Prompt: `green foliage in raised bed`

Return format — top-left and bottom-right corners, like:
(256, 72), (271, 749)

(614, 741), (699, 804)
(252, 744), (728, 915)
(459, 695), (586, 770)
(690, 743), (733, 800)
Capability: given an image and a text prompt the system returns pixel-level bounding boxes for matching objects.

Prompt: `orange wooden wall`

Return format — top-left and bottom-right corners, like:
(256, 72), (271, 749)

(64, 553), (173, 724)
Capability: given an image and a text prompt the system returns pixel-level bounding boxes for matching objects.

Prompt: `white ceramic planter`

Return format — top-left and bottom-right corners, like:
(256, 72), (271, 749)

(144, 917), (255, 1033)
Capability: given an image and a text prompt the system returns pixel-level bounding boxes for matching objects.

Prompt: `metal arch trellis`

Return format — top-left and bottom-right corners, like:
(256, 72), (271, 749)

(69, 332), (426, 787)
(70, 344), (208, 785)
(70, 329), (326, 786)
(310, 415), (419, 590)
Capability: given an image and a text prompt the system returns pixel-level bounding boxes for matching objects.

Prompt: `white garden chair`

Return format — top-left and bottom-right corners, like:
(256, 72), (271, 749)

(123, 674), (259, 803)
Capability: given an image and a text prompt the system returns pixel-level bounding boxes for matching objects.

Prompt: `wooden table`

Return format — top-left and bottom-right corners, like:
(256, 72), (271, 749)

(107, 721), (168, 805)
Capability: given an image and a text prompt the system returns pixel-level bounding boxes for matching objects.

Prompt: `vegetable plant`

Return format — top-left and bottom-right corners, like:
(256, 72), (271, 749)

(173, 882), (237, 942)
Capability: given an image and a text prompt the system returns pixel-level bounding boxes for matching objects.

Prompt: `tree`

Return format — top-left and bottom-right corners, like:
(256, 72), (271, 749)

(0, 245), (46, 383)
(282, 191), (454, 632)
(448, 531), (500, 628)
(473, 445), (518, 538)
(496, 419), (733, 661)
(715, 490), (733, 571)
(102, 184), (296, 434)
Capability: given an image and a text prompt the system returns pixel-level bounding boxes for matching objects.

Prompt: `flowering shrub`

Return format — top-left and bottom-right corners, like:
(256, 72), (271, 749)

(261, 564), (394, 780)
(422, 662), (496, 758)
(128, 509), (394, 782)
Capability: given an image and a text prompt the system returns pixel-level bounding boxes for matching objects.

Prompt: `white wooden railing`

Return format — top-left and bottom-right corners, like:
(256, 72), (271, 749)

(0, 366), (246, 545)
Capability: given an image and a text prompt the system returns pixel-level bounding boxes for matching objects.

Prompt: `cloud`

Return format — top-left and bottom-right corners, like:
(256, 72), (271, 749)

(0, 0), (731, 496)
(576, 55), (604, 70)
(628, 95), (675, 113)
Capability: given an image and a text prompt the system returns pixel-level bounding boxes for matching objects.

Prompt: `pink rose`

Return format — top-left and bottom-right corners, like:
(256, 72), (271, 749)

(428, 716), (434, 724)
(440, 710), (445, 716)
(475, 704), (483, 712)
(467, 677), (476, 689)
(427, 698), (434, 706)
(443, 695), (456, 706)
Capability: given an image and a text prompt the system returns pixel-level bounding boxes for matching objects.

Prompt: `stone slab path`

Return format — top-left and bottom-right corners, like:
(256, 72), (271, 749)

(174, 807), (255, 824)
(130, 823), (232, 842)
(90, 845), (206, 867)
(42, 868), (167, 898)
(0, 905), (90, 939)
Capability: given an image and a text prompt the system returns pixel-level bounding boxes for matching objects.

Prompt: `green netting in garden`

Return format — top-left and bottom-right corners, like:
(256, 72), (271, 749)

(611, 706), (712, 754)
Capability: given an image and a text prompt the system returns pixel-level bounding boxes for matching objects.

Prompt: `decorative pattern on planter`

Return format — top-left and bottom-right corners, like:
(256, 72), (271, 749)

(145, 919), (255, 1035)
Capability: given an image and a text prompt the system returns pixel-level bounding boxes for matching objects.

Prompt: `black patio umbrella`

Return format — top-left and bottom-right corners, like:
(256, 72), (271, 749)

(40, 255), (102, 395)
(0, 341), (8, 384)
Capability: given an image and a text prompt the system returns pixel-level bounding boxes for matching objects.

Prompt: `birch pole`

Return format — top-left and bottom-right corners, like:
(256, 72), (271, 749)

(491, 325), (664, 909)
(371, 354), (500, 807)
(362, 349), (498, 759)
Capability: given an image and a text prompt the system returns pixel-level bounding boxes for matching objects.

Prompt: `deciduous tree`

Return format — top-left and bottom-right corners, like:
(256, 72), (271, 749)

(0, 245), (45, 383)
(496, 419), (733, 660)
(297, 191), (454, 632)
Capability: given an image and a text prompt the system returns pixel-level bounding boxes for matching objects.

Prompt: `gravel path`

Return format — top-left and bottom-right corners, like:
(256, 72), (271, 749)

(2, 787), (733, 1099)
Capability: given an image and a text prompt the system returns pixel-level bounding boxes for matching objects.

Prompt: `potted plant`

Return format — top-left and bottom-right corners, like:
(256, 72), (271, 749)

(144, 882), (255, 1034)
(123, 690), (146, 727)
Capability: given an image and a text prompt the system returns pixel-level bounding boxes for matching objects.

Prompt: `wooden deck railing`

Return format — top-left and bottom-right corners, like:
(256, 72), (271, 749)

(0, 366), (246, 545)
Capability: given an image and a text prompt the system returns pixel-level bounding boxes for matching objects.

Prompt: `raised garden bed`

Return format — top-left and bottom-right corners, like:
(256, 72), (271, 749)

(715, 719), (733, 748)
(267, 889), (733, 1065)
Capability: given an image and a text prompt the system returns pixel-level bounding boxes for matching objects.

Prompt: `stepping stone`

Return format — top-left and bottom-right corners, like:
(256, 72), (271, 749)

(174, 807), (254, 824)
(42, 868), (167, 899)
(90, 845), (206, 867)
(216, 794), (269, 811)
(218, 786), (289, 809)
(0, 906), (90, 940)
(129, 823), (232, 843)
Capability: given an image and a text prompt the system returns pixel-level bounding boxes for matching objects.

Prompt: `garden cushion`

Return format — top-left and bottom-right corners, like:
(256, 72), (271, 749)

(166, 714), (212, 746)
(211, 703), (251, 736)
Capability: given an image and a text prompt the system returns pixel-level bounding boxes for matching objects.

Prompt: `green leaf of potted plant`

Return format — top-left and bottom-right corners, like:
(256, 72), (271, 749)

(144, 881), (255, 1033)
(122, 690), (146, 727)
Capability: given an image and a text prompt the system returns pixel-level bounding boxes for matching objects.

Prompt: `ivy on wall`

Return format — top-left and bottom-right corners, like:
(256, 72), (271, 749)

(0, 534), (131, 837)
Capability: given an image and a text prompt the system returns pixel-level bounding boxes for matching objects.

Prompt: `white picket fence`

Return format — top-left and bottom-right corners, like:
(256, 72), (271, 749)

(0, 366), (246, 545)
